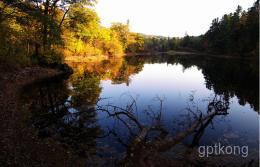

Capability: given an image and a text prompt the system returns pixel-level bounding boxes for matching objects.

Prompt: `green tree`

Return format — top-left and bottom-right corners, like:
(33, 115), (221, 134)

(204, 1), (259, 56)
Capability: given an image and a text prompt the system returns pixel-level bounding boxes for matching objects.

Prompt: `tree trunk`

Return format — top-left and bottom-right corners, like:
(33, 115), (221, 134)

(43, 0), (49, 52)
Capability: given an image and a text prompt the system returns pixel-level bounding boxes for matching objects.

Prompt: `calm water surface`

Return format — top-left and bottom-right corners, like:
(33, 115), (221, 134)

(21, 54), (259, 164)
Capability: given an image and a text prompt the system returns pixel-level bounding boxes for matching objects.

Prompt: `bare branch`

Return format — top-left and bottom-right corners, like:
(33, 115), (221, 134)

(58, 7), (70, 29)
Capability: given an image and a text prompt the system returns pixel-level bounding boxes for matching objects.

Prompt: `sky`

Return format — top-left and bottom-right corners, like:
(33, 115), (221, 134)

(95, 0), (256, 37)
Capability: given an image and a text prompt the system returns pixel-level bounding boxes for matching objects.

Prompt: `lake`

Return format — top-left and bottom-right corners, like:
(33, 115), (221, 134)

(20, 54), (259, 166)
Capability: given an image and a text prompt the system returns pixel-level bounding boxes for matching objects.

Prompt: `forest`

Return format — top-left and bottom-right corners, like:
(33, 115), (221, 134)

(0, 0), (258, 68)
(0, 1), (259, 166)
(0, 0), (144, 67)
(143, 1), (259, 56)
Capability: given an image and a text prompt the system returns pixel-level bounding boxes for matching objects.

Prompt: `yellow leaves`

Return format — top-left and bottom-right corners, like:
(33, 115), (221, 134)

(9, 19), (23, 33)
(103, 39), (124, 56)
(58, 2), (143, 58)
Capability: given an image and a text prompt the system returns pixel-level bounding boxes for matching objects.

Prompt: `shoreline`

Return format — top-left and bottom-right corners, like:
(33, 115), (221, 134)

(0, 66), (66, 128)
(0, 66), (79, 166)
(64, 50), (258, 63)
(0, 66), (68, 122)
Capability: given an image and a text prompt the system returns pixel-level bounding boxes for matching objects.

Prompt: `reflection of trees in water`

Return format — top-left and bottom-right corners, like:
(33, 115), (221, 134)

(177, 56), (258, 111)
(23, 79), (102, 157)
(71, 73), (101, 106)
(132, 54), (258, 111)
(68, 57), (145, 86)
(23, 59), (146, 159)
(72, 54), (258, 112)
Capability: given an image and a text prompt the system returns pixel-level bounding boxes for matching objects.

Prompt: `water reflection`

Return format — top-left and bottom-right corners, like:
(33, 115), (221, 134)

(23, 80), (102, 157)
(98, 94), (230, 166)
(20, 54), (259, 166)
(68, 55), (258, 111)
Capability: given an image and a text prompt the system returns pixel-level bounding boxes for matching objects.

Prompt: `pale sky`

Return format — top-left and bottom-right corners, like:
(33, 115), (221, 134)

(95, 0), (256, 37)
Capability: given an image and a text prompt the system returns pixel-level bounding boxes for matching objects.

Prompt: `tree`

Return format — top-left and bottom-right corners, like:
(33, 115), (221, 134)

(204, 1), (259, 56)
(2, 0), (96, 52)
(110, 22), (130, 51)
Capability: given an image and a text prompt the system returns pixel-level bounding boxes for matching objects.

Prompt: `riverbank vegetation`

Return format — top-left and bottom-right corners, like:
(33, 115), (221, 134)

(0, 0), (258, 68)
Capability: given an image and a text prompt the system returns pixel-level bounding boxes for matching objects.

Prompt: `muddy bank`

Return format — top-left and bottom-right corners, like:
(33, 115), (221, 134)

(0, 66), (85, 167)
(0, 66), (65, 122)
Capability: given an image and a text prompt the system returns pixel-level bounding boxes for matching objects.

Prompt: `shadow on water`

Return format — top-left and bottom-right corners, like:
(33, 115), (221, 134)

(17, 54), (258, 166)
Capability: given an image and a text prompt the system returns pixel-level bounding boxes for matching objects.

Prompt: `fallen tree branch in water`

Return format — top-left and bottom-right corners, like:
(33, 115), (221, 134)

(97, 94), (229, 166)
